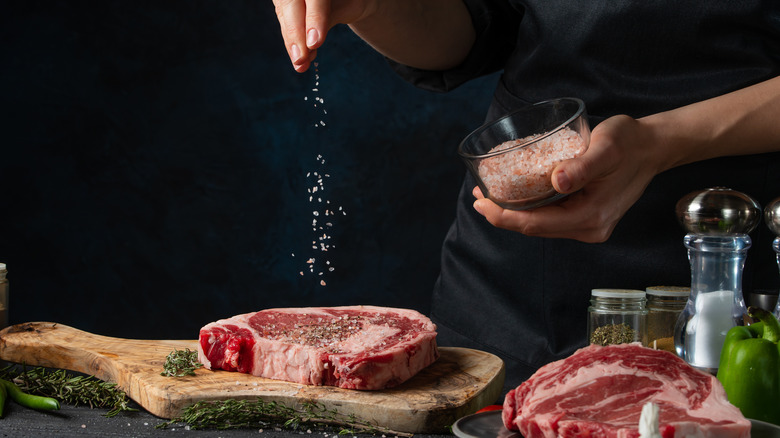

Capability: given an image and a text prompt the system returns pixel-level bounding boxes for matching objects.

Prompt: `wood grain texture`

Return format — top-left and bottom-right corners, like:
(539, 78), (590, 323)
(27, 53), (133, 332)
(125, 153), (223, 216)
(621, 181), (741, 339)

(0, 322), (505, 433)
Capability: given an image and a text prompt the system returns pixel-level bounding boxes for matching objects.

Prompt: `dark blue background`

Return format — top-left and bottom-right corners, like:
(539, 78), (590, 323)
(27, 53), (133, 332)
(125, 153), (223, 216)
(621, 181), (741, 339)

(0, 1), (498, 338)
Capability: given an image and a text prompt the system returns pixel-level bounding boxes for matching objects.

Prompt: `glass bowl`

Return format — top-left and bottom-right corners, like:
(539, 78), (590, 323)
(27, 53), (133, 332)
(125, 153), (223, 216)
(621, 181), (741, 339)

(458, 97), (591, 210)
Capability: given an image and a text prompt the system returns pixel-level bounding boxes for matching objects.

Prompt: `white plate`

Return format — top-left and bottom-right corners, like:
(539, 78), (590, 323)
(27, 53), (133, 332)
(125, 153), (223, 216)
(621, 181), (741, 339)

(452, 410), (780, 438)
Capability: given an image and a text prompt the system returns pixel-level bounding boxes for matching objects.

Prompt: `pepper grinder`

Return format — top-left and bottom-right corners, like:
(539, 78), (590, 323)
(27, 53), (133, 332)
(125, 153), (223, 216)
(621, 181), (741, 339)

(764, 197), (780, 319)
(673, 187), (761, 374)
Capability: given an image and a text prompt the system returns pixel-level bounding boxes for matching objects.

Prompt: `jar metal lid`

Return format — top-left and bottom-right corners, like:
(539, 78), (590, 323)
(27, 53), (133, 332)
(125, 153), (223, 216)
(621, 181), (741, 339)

(645, 286), (690, 297)
(591, 288), (645, 298)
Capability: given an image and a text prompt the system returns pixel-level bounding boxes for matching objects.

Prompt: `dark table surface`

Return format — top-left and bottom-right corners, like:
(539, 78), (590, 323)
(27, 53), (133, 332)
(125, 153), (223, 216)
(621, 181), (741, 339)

(0, 400), (454, 438)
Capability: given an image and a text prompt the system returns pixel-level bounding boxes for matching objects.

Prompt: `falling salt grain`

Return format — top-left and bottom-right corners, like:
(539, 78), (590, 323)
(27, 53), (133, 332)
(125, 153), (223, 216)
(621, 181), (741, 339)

(296, 67), (346, 288)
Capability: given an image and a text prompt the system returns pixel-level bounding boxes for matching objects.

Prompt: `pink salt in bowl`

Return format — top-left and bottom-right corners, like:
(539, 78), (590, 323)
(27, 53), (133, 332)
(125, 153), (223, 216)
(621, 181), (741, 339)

(458, 97), (591, 210)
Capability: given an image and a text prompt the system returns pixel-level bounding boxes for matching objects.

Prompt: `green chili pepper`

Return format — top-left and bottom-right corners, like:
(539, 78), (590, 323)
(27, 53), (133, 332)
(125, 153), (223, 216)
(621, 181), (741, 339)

(0, 379), (6, 417)
(0, 379), (60, 412)
(717, 306), (780, 425)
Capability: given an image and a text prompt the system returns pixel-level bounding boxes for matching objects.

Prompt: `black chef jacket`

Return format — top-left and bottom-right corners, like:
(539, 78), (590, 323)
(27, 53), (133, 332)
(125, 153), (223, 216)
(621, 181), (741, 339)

(391, 0), (780, 393)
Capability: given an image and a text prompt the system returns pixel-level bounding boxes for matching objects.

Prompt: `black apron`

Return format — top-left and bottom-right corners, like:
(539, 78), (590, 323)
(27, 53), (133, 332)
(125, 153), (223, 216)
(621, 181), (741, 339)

(391, 0), (780, 393)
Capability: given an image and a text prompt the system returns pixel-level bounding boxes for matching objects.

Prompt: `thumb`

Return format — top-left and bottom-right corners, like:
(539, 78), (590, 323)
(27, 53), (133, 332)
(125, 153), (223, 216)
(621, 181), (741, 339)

(551, 155), (591, 194)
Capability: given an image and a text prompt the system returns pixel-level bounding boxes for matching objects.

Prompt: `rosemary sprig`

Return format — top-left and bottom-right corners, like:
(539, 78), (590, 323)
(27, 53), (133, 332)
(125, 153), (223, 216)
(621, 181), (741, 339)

(0, 366), (137, 417)
(161, 348), (203, 377)
(157, 399), (412, 436)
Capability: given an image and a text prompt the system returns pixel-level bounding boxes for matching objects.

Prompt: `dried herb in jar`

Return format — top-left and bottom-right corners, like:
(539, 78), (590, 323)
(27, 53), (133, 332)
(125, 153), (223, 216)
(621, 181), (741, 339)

(589, 323), (637, 346)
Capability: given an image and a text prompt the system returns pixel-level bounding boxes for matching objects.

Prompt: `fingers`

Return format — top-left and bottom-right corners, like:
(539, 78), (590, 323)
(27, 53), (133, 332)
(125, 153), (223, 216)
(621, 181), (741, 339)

(472, 194), (617, 243)
(551, 114), (642, 195)
(552, 138), (613, 196)
(470, 115), (655, 242)
(551, 153), (597, 194)
(274, 0), (329, 72)
(304, 0), (330, 50)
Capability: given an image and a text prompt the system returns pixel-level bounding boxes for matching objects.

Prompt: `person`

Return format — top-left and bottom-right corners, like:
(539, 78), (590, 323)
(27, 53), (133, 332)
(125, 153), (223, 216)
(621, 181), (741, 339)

(272, 0), (780, 391)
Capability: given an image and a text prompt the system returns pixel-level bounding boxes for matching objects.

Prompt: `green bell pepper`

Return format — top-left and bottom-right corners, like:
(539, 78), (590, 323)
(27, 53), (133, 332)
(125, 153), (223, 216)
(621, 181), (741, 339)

(717, 306), (780, 425)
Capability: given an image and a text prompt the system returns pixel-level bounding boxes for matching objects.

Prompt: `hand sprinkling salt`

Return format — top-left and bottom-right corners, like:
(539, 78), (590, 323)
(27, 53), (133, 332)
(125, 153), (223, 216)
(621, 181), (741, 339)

(638, 402), (661, 438)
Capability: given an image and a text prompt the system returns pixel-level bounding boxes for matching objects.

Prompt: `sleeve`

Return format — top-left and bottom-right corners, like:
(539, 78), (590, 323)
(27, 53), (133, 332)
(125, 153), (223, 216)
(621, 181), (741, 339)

(387, 0), (522, 93)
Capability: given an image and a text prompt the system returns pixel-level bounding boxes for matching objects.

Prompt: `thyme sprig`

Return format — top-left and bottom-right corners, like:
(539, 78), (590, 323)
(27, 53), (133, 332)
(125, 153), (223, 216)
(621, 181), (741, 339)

(161, 348), (203, 377)
(157, 399), (412, 436)
(157, 350), (410, 435)
(0, 366), (137, 417)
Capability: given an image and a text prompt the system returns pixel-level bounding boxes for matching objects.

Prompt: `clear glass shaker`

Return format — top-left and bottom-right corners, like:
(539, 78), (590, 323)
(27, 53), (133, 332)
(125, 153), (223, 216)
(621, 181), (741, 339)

(764, 197), (780, 319)
(673, 188), (760, 374)
(645, 286), (689, 352)
(587, 288), (648, 346)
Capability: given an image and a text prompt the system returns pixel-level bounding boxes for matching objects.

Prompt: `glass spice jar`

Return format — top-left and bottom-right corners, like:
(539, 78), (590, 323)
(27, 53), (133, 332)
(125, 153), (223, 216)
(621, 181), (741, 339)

(645, 286), (689, 353)
(587, 289), (648, 346)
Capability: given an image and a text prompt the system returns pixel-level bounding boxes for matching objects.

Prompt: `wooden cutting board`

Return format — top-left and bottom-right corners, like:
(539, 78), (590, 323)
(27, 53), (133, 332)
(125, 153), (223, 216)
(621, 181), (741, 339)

(0, 322), (505, 433)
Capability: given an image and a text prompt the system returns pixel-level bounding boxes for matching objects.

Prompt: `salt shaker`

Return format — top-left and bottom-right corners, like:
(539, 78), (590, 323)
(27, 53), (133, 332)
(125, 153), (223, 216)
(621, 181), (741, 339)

(764, 197), (780, 319)
(673, 187), (760, 374)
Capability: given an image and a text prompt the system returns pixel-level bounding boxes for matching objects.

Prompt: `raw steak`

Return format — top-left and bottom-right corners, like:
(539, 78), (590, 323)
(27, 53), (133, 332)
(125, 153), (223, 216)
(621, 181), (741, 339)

(502, 343), (750, 438)
(198, 305), (439, 390)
